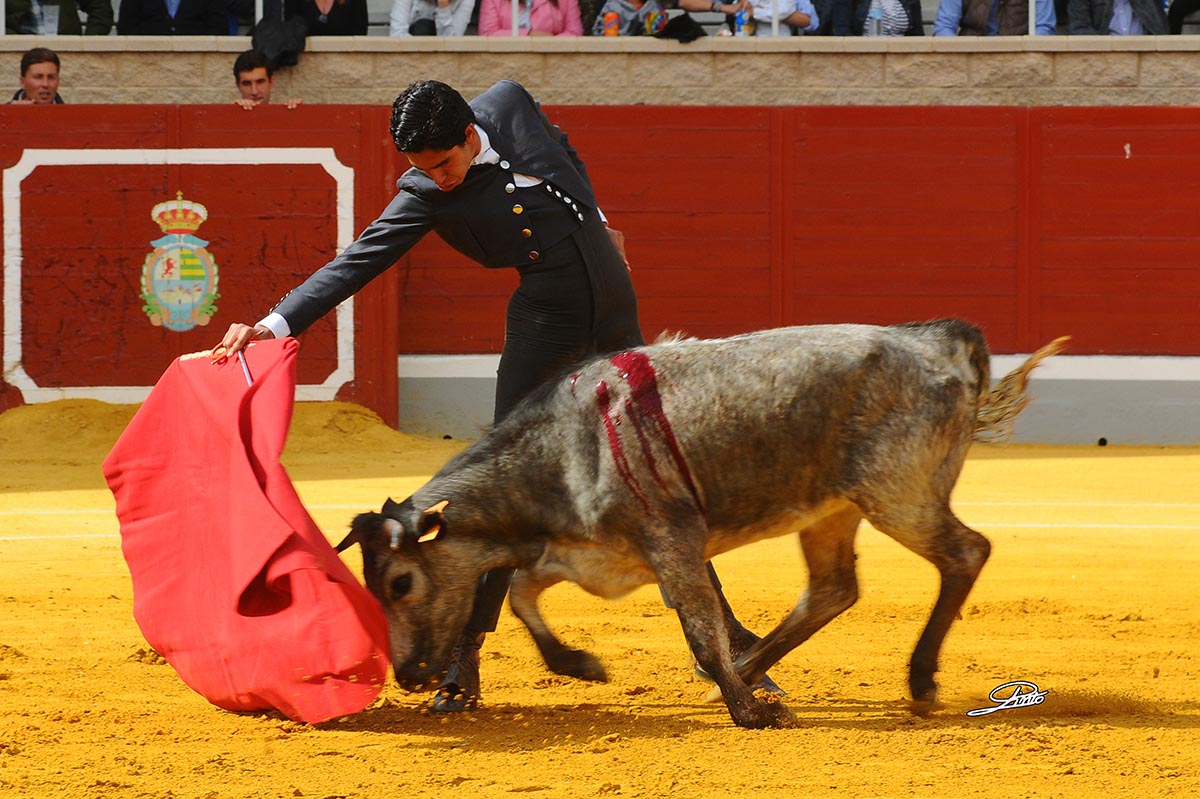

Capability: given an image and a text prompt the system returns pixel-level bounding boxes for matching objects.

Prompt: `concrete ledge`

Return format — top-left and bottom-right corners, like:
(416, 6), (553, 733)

(7, 35), (1200, 105)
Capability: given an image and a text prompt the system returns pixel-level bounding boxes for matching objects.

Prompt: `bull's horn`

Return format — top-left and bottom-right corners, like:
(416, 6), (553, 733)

(333, 530), (359, 552)
(384, 518), (404, 550)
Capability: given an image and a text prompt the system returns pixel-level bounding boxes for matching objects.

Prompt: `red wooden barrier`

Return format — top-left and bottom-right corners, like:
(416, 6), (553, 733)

(2, 104), (1198, 425)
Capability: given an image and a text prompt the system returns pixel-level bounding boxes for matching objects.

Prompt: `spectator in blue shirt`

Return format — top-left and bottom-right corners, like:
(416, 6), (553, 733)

(934, 0), (1056, 34)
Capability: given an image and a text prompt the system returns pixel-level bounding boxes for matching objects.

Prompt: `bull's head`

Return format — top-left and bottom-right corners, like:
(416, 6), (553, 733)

(336, 496), (490, 693)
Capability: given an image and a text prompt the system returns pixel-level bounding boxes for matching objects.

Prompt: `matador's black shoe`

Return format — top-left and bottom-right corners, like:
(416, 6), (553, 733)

(430, 632), (485, 713)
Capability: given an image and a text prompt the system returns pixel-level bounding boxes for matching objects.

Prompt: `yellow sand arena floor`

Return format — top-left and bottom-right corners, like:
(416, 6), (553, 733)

(0, 400), (1197, 798)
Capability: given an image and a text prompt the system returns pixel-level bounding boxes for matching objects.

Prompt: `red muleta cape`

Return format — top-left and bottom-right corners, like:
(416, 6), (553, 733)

(102, 338), (389, 723)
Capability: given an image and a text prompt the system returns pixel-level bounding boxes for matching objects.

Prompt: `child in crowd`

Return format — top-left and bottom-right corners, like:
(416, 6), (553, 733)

(747, 0), (820, 34)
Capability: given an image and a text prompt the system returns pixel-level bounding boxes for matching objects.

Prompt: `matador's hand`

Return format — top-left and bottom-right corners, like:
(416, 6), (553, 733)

(210, 323), (273, 362)
(606, 227), (630, 271)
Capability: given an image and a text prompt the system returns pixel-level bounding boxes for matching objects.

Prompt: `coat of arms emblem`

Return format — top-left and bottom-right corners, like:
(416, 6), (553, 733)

(140, 192), (220, 332)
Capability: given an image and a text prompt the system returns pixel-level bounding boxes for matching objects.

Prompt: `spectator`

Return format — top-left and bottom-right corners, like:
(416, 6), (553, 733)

(1069, 0), (1168, 32)
(686, 0), (822, 36)
(590, 0), (667, 33)
(933, 0), (1056, 34)
(747, 0), (820, 34)
(478, 0), (583, 34)
(226, 0), (256, 33)
(285, 0), (369, 34)
(5, 0), (47, 33)
(233, 49), (303, 110)
(9, 47), (64, 105)
(390, 0), (474, 34)
(682, 0), (747, 24)
(117, 0), (230, 33)
(1167, 0), (1199, 33)
(852, 0), (923, 33)
(58, 0), (115, 34)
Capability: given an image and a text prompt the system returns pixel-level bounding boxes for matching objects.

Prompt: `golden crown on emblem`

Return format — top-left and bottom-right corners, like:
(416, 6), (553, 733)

(151, 191), (209, 234)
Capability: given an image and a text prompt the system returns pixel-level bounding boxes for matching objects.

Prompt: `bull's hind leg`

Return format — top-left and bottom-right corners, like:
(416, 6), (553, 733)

(869, 505), (991, 705)
(509, 569), (607, 682)
(728, 505), (863, 688)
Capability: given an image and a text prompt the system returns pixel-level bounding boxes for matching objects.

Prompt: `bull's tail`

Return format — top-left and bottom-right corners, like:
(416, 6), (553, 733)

(974, 336), (1070, 443)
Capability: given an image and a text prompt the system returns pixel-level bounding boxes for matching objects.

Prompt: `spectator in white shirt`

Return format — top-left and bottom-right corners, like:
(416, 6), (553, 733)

(389, 0), (473, 34)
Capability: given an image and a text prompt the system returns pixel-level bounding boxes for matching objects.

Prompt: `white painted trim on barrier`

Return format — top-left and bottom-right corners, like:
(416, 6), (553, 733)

(990, 354), (1200, 382)
(398, 354), (501, 379)
(2, 147), (356, 404)
(399, 354), (1200, 383)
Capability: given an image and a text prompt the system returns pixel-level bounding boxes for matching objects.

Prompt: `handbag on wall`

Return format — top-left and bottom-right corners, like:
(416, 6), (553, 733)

(252, 0), (309, 69)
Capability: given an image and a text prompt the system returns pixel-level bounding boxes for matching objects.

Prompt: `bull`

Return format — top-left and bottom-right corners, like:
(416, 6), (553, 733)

(337, 320), (1066, 729)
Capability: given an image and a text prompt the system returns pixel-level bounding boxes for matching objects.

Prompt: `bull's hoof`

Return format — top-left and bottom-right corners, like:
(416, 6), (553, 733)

(547, 649), (608, 683)
(909, 675), (939, 706)
(732, 697), (797, 730)
(907, 698), (945, 718)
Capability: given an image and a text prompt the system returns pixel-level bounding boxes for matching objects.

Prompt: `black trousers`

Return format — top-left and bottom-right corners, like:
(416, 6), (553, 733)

(1169, 0), (1199, 33)
(464, 212), (644, 635)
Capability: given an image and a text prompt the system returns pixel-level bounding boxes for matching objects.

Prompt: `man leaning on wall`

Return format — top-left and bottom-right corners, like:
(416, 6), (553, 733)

(233, 49), (303, 110)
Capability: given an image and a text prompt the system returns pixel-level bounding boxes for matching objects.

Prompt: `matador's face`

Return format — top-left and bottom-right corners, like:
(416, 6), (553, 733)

(404, 123), (480, 193)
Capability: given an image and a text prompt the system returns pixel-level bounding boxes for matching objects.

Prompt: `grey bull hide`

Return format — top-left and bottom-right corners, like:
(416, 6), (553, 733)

(338, 319), (1066, 729)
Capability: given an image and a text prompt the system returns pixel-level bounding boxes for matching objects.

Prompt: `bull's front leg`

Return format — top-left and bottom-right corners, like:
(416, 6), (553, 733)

(649, 533), (796, 730)
(509, 568), (608, 682)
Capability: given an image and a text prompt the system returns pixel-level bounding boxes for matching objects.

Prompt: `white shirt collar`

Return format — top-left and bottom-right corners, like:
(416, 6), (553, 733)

(472, 125), (500, 166)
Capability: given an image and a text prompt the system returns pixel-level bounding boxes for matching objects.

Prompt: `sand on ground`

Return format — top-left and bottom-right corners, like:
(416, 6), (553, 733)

(0, 399), (1196, 799)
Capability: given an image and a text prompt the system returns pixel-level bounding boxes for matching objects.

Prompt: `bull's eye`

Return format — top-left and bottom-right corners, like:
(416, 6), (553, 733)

(389, 574), (413, 599)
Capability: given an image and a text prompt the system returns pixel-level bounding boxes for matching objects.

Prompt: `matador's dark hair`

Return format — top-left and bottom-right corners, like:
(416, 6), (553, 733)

(389, 80), (476, 153)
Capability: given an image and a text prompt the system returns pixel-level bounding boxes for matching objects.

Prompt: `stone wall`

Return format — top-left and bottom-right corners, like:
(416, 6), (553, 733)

(4, 34), (1200, 106)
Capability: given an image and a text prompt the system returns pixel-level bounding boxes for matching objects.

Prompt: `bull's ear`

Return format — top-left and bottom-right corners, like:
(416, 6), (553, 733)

(417, 500), (449, 543)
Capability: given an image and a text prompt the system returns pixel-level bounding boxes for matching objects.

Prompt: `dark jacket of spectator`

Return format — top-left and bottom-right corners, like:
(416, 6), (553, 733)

(10, 88), (65, 104)
(284, 0), (369, 34)
(1068, 0), (1168, 33)
(117, 0), (230, 34)
(957, 0), (1029, 34)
